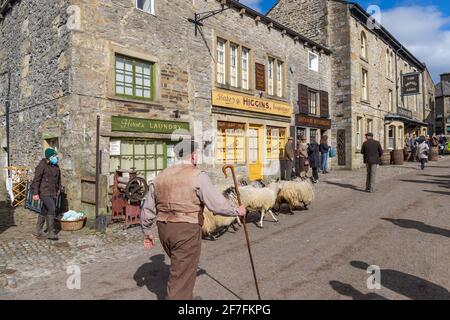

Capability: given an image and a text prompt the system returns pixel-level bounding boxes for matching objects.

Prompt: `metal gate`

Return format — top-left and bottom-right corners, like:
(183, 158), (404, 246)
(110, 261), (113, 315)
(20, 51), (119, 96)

(337, 129), (346, 166)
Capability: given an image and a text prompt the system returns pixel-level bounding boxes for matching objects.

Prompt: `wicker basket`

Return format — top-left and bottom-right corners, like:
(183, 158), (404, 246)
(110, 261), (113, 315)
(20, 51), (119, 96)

(58, 217), (87, 231)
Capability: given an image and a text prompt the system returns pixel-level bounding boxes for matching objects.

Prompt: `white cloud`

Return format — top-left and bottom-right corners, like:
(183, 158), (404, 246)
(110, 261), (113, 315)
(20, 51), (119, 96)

(380, 5), (450, 83)
(239, 0), (264, 13)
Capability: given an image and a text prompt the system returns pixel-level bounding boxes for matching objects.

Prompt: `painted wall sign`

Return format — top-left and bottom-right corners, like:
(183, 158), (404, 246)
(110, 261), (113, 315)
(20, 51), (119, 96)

(212, 89), (292, 117)
(402, 72), (421, 96)
(111, 116), (190, 133)
(255, 63), (266, 92)
(296, 114), (332, 130)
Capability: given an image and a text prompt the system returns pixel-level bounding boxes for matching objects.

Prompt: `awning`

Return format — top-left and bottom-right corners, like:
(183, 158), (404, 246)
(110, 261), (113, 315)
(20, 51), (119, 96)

(385, 114), (429, 127)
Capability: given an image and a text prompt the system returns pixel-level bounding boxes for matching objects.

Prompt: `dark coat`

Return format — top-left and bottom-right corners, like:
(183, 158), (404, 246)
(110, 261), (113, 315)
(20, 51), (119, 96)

(361, 139), (383, 165)
(319, 143), (330, 154)
(308, 143), (320, 168)
(31, 159), (61, 197)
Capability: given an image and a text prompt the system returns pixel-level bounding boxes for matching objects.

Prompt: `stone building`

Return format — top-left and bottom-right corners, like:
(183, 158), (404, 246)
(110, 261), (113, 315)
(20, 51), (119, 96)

(0, 0), (332, 215)
(435, 73), (450, 135)
(268, 0), (432, 169)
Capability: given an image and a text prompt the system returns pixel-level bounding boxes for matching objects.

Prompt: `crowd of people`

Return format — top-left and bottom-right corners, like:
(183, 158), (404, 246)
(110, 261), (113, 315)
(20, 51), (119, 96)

(405, 133), (448, 169)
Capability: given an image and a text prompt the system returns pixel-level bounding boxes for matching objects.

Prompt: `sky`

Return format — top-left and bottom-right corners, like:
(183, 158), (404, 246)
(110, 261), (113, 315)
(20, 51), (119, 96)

(240, 0), (450, 83)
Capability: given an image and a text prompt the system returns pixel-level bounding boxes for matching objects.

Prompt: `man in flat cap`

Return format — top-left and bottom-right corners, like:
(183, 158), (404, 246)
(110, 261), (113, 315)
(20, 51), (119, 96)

(283, 137), (295, 180)
(361, 133), (383, 193)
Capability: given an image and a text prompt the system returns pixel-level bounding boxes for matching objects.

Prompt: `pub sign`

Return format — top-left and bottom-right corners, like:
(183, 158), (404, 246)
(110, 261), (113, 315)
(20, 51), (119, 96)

(402, 72), (420, 96)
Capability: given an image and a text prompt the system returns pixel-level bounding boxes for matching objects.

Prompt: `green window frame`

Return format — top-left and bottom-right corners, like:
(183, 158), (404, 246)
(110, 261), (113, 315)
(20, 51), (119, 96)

(115, 54), (155, 101)
(109, 139), (176, 184)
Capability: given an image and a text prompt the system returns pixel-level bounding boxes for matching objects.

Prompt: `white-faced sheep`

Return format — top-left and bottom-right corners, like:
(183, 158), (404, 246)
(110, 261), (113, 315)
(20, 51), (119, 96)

(202, 207), (241, 241)
(272, 178), (315, 214)
(223, 184), (279, 229)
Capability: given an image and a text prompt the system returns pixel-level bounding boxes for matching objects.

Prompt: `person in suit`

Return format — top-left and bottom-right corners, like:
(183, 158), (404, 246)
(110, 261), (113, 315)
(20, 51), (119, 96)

(361, 133), (383, 193)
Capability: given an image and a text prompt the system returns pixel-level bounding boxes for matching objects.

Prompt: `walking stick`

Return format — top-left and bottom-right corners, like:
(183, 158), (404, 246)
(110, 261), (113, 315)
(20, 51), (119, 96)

(222, 164), (261, 300)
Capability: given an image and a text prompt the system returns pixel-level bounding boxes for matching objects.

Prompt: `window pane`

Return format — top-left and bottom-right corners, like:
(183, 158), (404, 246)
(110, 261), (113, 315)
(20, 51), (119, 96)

(110, 157), (120, 173)
(230, 44), (238, 87)
(121, 141), (133, 155)
(135, 141), (145, 155)
(147, 156), (156, 170)
(268, 58), (274, 95)
(121, 156), (133, 170)
(217, 39), (225, 84)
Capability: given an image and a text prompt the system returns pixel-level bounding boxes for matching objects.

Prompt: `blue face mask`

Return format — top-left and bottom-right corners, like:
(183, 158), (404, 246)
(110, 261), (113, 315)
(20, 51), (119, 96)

(50, 156), (58, 165)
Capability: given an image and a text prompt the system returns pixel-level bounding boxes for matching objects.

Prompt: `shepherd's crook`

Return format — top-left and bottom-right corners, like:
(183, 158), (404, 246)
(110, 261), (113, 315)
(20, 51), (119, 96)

(222, 164), (261, 300)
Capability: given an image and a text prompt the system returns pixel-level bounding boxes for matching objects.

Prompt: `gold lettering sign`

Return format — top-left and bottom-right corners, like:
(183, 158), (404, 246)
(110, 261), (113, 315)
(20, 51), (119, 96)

(212, 89), (292, 117)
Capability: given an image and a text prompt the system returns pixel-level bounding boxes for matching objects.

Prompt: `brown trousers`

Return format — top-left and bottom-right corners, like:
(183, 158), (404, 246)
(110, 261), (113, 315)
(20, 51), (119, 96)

(157, 221), (202, 300)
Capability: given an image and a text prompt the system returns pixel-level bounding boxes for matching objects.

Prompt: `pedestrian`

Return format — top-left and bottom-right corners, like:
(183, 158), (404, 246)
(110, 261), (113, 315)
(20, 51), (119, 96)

(140, 141), (246, 300)
(308, 136), (320, 184)
(417, 137), (430, 170)
(411, 133), (418, 162)
(361, 132), (383, 193)
(284, 137), (295, 180)
(31, 148), (61, 241)
(319, 135), (330, 174)
(438, 134), (447, 157)
(296, 136), (309, 178)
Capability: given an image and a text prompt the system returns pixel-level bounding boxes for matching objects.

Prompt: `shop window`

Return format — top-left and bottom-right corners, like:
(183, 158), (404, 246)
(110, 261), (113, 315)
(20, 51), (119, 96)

(216, 122), (246, 163)
(136, 0), (154, 15)
(310, 129), (318, 143)
(308, 52), (319, 72)
(109, 139), (173, 185)
(388, 126), (395, 149)
(266, 127), (286, 160)
(356, 117), (362, 149)
(115, 54), (154, 100)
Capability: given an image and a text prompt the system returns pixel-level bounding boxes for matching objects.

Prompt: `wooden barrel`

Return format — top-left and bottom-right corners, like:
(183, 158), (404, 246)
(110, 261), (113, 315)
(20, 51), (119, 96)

(429, 146), (439, 162)
(381, 150), (391, 165)
(392, 149), (404, 165)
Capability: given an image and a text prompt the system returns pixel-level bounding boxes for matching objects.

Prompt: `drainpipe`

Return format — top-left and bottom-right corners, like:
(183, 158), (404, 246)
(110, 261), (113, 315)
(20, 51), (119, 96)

(395, 46), (403, 113)
(2, 70), (11, 177)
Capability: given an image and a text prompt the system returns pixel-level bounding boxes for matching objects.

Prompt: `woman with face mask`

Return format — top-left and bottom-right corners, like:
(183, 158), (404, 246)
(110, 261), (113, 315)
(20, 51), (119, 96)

(31, 148), (61, 240)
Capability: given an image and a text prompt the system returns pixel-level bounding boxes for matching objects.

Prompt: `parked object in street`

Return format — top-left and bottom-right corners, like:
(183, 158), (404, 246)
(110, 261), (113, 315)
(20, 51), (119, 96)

(30, 148), (61, 241)
(361, 133), (383, 193)
(58, 211), (87, 232)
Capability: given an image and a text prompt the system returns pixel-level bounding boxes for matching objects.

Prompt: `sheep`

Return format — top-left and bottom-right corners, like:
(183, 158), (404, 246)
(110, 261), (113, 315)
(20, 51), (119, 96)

(223, 184), (279, 229)
(202, 207), (241, 241)
(272, 178), (315, 214)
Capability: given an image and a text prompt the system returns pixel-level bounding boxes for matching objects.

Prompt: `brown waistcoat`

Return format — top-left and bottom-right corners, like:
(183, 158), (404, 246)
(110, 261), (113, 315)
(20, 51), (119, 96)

(153, 164), (204, 225)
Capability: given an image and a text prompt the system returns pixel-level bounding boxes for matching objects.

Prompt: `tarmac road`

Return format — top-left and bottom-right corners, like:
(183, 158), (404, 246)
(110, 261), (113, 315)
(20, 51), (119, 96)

(4, 158), (450, 300)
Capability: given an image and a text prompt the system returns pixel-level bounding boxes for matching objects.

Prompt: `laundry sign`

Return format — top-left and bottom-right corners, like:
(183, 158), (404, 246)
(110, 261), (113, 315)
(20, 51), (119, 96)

(111, 116), (190, 134)
(402, 72), (420, 96)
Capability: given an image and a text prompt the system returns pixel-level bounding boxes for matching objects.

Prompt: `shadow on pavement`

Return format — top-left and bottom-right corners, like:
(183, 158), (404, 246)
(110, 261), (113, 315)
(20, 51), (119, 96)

(329, 281), (387, 300)
(0, 201), (16, 235)
(381, 218), (450, 238)
(423, 190), (450, 196)
(351, 261), (450, 300)
(322, 181), (364, 192)
(197, 267), (244, 300)
(134, 254), (170, 300)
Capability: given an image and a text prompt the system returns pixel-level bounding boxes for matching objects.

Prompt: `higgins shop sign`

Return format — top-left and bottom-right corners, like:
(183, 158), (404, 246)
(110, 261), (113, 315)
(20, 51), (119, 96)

(212, 89), (292, 118)
(111, 116), (190, 134)
(402, 72), (421, 96)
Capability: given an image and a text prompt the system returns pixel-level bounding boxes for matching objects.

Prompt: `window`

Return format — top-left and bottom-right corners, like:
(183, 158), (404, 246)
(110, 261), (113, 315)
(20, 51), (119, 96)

(388, 89), (393, 112)
(414, 95), (418, 112)
(399, 127), (404, 148)
(308, 51), (319, 72)
(388, 126), (395, 149)
(216, 122), (246, 163)
(367, 119), (373, 134)
(390, 52), (394, 78)
(268, 58), (275, 96)
(308, 90), (318, 115)
(217, 39), (226, 85)
(266, 127), (286, 159)
(360, 31), (368, 60)
(356, 117), (362, 149)
(242, 48), (249, 90)
(361, 69), (368, 101)
(136, 0), (154, 15)
(277, 60), (284, 97)
(310, 129), (318, 143)
(115, 55), (153, 100)
(230, 43), (238, 87)
(386, 50), (391, 78)
(109, 139), (170, 184)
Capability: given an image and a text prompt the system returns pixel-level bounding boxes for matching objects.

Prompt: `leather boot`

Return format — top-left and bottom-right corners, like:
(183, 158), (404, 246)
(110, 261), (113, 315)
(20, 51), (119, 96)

(33, 215), (47, 239)
(46, 215), (59, 241)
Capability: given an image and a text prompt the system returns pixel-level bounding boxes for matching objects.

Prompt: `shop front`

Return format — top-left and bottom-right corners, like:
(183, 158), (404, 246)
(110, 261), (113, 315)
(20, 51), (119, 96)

(295, 115), (332, 145)
(108, 116), (190, 185)
(211, 89), (292, 181)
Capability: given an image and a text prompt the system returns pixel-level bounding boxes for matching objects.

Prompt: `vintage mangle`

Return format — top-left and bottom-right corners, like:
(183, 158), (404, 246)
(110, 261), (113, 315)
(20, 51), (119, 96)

(111, 169), (148, 229)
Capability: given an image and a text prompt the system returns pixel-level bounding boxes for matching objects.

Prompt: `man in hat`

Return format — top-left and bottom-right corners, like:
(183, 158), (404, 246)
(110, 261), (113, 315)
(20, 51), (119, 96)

(141, 141), (246, 300)
(283, 137), (295, 180)
(361, 133), (383, 193)
(31, 148), (61, 240)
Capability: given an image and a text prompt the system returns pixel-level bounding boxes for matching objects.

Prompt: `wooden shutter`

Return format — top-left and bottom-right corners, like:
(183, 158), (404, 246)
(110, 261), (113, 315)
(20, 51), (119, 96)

(320, 90), (329, 118)
(298, 84), (309, 115)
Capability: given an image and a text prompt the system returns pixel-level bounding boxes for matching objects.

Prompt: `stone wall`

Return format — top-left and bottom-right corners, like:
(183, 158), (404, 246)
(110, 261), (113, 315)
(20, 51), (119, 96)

(267, 0), (329, 46)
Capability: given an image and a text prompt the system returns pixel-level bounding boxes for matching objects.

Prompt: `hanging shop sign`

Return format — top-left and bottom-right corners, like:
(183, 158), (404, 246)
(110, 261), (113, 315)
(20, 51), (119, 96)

(111, 116), (190, 134)
(212, 89), (292, 118)
(402, 72), (420, 96)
